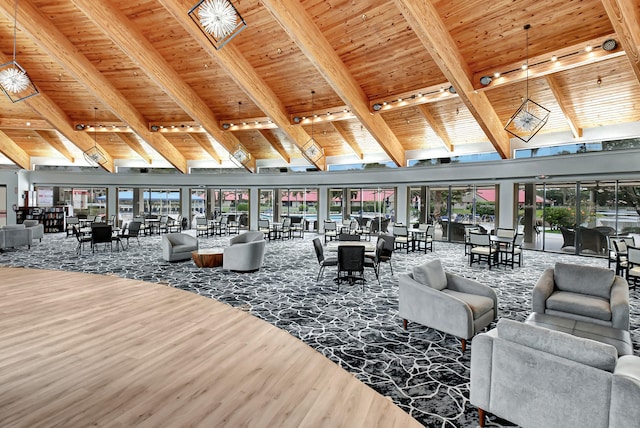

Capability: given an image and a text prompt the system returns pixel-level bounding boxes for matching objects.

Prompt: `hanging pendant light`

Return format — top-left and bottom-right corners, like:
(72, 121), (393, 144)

(302, 90), (325, 163)
(83, 107), (108, 167)
(228, 100), (252, 168)
(0, 0), (39, 102)
(504, 24), (550, 143)
(188, 0), (247, 50)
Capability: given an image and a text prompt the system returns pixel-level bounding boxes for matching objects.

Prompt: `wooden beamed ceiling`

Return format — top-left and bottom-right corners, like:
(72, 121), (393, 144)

(0, 0), (639, 173)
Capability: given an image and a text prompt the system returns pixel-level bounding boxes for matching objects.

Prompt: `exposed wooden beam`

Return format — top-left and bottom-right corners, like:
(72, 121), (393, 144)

(261, 0), (406, 167)
(0, 52), (115, 171)
(417, 105), (454, 152)
(70, 0), (253, 173)
(35, 130), (75, 163)
(157, 0), (324, 171)
(258, 129), (290, 164)
(0, 129), (31, 170)
(601, 0), (640, 83)
(330, 122), (363, 160)
(545, 75), (582, 139)
(394, 0), (511, 159)
(190, 133), (222, 164)
(113, 133), (153, 165)
(0, 0), (187, 173)
(0, 118), (53, 130)
(473, 34), (624, 92)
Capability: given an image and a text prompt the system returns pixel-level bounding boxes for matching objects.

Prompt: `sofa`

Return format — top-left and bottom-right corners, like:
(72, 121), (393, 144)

(0, 224), (33, 250)
(223, 231), (266, 272)
(470, 318), (640, 428)
(532, 262), (629, 330)
(161, 233), (198, 262)
(23, 220), (44, 243)
(398, 259), (497, 351)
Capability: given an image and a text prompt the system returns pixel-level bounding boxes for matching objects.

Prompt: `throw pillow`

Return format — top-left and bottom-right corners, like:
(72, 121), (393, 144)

(413, 259), (448, 291)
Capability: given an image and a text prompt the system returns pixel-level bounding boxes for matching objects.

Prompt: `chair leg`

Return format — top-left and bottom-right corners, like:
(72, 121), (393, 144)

(478, 408), (486, 428)
(403, 319), (408, 330)
(460, 338), (467, 352)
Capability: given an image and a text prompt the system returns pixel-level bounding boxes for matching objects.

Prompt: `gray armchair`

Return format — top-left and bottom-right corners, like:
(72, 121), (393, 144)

(399, 259), (497, 351)
(223, 231), (266, 272)
(0, 225), (33, 250)
(161, 233), (198, 262)
(471, 318), (640, 428)
(23, 219), (44, 243)
(532, 262), (629, 330)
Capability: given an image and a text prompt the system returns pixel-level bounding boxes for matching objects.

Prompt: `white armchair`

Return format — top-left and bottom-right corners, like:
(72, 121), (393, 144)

(161, 233), (198, 262)
(399, 259), (497, 351)
(223, 231), (266, 272)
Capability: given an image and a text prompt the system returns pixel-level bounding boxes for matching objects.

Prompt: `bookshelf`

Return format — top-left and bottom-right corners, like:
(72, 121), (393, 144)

(16, 206), (68, 233)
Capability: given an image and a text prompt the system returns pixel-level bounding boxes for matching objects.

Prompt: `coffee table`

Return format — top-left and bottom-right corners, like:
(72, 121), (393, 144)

(191, 248), (224, 267)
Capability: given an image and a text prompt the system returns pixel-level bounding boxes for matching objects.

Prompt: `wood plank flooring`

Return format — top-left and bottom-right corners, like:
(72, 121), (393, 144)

(0, 267), (422, 428)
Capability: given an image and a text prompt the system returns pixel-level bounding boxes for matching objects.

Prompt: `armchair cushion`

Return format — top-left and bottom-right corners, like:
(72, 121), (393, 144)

(442, 290), (494, 320)
(554, 262), (614, 299)
(412, 259), (447, 291)
(546, 291), (611, 322)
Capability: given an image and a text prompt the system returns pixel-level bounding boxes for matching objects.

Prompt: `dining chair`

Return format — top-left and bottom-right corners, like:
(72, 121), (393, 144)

(469, 232), (496, 269)
(500, 234), (524, 268)
(336, 245), (366, 290)
(324, 220), (338, 243)
(626, 246), (640, 288)
(312, 237), (337, 282)
(393, 225), (413, 253)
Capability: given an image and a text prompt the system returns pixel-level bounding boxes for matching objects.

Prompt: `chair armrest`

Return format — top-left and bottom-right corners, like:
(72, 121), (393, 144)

(611, 355), (640, 427)
(610, 276), (630, 330)
(531, 268), (555, 313)
(398, 274), (475, 339)
(447, 273), (498, 315)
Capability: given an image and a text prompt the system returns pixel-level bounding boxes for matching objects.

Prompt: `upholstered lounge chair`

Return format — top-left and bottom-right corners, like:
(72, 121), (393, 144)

(532, 262), (629, 330)
(161, 233), (198, 262)
(399, 259), (497, 351)
(223, 231), (266, 272)
(470, 318), (640, 428)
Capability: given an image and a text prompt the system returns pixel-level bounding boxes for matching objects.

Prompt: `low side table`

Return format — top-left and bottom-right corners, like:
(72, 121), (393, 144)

(192, 248), (224, 268)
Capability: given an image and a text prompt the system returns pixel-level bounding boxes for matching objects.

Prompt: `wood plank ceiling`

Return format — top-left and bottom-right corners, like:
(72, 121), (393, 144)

(0, 0), (638, 173)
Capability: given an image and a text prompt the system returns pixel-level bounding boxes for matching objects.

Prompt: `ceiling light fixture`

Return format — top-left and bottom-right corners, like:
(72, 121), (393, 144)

(0, 0), (39, 102)
(83, 107), (108, 167)
(301, 90), (324, 163)
(188, 0), (246, 50)
(480, 75), (492, 86)
(504, 24), (550, 143)
(229, 144), (251, 168)
(602, 38), (617, 51)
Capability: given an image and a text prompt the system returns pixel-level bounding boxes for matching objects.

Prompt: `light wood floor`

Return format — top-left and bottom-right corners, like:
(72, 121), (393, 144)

(0, 267), (422, 428)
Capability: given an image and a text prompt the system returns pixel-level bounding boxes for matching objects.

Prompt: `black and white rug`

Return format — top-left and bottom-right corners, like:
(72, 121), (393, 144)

(2, 232), (638, 428)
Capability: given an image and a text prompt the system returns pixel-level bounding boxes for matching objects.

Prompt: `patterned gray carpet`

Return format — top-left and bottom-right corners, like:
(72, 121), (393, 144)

(1, 231), (638, 428)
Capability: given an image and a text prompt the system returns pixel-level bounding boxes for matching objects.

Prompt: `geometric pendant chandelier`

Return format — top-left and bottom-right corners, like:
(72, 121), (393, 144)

(301, 90), (325, 164)
(504, 24), (550, 143)
(188, 0), (247, 50)
(0, 0), (39, 103)
(83, 108), (108, 167)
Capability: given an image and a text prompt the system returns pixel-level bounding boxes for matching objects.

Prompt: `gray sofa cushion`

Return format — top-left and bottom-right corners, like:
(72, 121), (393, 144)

(554, 262), (614, 299)
(546, 291), (612, 322)
(497, 318), (618, 372)
(412, 259), (447, 290)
